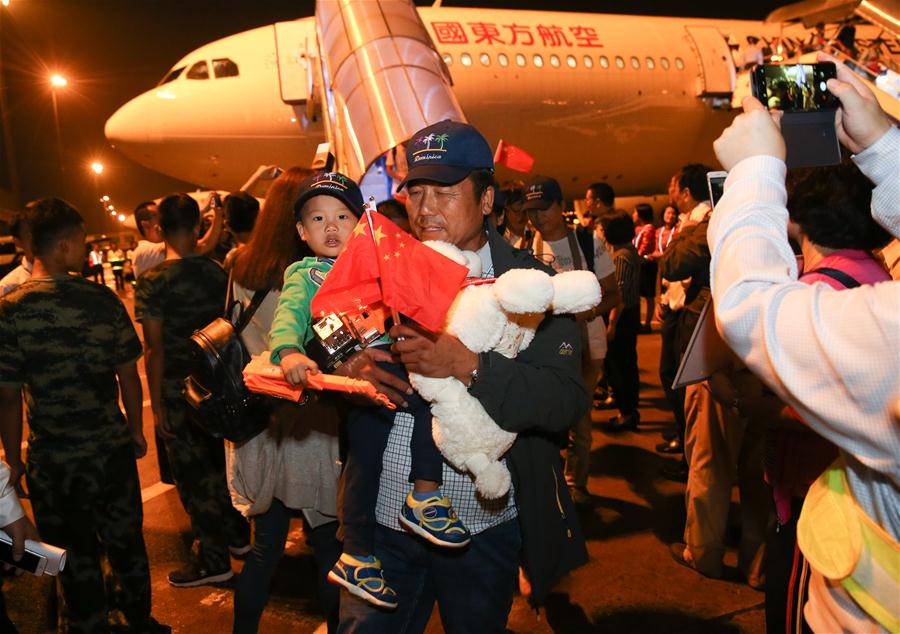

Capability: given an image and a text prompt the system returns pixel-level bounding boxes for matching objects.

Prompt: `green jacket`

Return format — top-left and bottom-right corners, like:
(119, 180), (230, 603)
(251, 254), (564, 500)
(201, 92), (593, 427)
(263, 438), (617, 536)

(269, 257), (334, 364)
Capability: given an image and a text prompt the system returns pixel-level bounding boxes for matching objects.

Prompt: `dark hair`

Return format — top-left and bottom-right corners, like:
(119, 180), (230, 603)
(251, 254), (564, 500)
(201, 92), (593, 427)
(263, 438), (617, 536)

(225, 191), (260, 234)
(134, 200), (157, 238)
(787, 165), (891, 251)
(491, 179), (506, 216)
(232, 167), (313, 291)
(677, 164), (713, 202)
(469, 168), (494, 205)
(158, 193), (200, 237)
(27, 198), (83, 257)
(587, 182), (615, 207)
(635, 203), (654, 224)
(377, 198), (407, 221)
(501, 182), (524, 207)
(601, 209), (635, 245)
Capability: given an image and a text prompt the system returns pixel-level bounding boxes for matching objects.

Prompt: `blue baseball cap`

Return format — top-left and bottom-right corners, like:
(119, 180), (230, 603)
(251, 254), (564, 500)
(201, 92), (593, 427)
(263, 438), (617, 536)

(399, 120), (494, 189)
(521, 176), (563, 211)
(293, 171), (364, 221)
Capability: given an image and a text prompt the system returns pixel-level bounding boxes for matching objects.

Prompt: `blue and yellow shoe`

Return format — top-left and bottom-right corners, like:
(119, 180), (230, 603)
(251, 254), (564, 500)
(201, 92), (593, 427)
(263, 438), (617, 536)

(398, 492), (471, 548)
(327, 554), (398, 609)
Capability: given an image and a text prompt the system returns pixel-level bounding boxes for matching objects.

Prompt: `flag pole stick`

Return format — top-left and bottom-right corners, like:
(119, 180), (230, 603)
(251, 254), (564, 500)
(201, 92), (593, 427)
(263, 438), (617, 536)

(364, 197), (402, 328)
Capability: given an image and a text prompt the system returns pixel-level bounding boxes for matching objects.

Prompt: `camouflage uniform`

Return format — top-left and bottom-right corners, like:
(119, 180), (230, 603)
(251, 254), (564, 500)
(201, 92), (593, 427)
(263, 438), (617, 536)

(0, 275), (153, 633)
(134, 257), (249, 572)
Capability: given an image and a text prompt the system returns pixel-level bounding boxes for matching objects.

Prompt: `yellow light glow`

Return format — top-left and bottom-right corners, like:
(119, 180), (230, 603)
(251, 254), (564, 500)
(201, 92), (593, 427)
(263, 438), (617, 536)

(1, 1), (10, 8)
(50, 74), (68, 88)
(90, 162), (104, 175)
(117, 214), (126, 222)
(101, 195), (110, 202)
(107, 204), (115, 211)
(110, 210), (116, 216)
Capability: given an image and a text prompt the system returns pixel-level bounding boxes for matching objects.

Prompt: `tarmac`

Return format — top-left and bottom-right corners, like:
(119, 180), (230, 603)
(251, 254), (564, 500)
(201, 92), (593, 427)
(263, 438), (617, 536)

(3, 281), (766, 633)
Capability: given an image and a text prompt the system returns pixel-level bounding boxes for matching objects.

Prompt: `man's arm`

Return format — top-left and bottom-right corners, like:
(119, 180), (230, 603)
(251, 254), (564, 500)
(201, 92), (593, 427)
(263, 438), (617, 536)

(116, 362), (146, 458)
(659, 223), (708, 282)
(709, 96), (900, 480)
(0, 387), (23, 491)
(393, 313), (589, 435)
(195, 194), (224, 256)
(140, 319), (173, 439)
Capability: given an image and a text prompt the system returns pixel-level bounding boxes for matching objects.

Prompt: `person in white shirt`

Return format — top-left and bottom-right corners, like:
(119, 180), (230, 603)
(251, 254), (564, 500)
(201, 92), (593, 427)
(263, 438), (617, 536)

(524, 175), (621, 504)
(709, 52), (899, 633)
(131, 196), (224, 279)
(0, 213), (33, 298)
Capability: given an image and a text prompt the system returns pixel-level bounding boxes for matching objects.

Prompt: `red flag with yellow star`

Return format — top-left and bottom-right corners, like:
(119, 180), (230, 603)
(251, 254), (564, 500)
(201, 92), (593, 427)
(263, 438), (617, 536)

(310, 212), (468, 332)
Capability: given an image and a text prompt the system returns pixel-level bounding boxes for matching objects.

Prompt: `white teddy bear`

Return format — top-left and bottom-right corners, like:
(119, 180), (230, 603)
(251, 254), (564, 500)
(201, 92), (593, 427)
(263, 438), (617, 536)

(408, 241), (602, 499)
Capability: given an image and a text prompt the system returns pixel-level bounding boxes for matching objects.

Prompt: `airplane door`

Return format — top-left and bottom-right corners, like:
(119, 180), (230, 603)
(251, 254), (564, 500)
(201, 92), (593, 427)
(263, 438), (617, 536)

(685, 26), (736, 97)
(274, 21), (312, 104)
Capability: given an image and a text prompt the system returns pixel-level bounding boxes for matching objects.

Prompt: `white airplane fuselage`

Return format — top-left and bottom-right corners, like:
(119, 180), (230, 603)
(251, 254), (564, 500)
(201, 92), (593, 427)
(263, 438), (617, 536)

(104, 7), (897, 198)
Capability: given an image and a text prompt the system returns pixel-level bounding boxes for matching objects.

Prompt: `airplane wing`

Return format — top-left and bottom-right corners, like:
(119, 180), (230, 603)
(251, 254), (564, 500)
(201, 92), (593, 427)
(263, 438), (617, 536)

(766, 0), (900, 39)
(313, 0), (466, 180)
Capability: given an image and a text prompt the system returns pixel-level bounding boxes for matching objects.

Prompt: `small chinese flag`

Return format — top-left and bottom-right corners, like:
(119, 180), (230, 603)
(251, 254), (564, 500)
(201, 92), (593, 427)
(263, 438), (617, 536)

(494, 139), (535, 173)
(311, 212), (468, 332)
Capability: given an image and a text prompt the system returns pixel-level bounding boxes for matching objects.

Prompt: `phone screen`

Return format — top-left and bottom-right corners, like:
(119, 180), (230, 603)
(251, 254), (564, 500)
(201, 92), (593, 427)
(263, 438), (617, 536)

(753, 63), (837, 112)
(0, 540), (44, 574)
(707, 173), (727, 209)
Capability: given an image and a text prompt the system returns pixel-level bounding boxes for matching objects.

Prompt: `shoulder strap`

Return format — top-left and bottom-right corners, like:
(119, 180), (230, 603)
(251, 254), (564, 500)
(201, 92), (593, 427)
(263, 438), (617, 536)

(574, 227), (594, 273)
(566, 229), (586, 271)
(808, 267), (861, 289)
(226, 269), (271, 334)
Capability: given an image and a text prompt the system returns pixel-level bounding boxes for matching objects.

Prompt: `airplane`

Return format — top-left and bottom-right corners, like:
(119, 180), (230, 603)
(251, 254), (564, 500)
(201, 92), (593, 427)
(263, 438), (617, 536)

(104, 1), (899, 202)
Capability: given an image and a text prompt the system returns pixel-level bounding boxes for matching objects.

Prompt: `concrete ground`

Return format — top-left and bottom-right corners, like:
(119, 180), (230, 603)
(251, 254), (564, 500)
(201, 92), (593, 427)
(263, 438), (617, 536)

(3, 282), (765, 633)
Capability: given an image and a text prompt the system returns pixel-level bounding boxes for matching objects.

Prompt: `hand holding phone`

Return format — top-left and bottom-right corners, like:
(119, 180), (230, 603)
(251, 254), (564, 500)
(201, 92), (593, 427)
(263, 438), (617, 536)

(815, 52), (893, 153)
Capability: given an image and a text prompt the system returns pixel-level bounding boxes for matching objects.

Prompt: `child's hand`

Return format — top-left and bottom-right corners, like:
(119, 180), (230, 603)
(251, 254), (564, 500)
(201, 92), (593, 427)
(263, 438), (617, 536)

(281, 352), (320, 386)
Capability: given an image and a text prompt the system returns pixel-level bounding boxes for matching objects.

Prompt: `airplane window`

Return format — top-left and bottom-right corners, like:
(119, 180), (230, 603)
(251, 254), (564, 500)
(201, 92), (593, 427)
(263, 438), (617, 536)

(549, 54), (560, 68)
(515, 53), (526, 67)
(646, 57), (656, 70)
(660, 56), (670, 70)
(186, 61), (210, 80)
(212, 58), (239, 79)
(442, 52), (453, 65)
(567, 55), (577, 68)
(461, 53), (472, 67)
(533, 54), (544, 68)
(480, 52), (490, 66)
(631, 56), (640, 69)
(498, 53), (509, 67)
(675, 57), (685, 70)
(159, 66), (185, 85)
(599, 56), (609, 69)
(583, 55), (593, 68)
(614, 56), (625, 69)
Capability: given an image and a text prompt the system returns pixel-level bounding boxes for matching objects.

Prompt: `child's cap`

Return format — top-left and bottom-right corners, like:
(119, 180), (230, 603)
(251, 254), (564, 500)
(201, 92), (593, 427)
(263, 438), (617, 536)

(293, 171), (365, 221)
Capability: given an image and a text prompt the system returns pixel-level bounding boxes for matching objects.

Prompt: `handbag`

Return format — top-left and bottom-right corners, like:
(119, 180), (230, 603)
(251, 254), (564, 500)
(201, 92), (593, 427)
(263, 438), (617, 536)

(183, 272), (272, 443)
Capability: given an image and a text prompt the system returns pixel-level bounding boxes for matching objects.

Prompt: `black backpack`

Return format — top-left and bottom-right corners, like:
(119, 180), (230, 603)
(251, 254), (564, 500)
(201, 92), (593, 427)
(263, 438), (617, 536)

(183, 273), (272, 443)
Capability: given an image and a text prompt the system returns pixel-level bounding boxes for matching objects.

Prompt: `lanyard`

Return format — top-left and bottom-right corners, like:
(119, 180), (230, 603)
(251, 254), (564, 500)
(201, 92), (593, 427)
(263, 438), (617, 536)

(658, 225), (677, 252)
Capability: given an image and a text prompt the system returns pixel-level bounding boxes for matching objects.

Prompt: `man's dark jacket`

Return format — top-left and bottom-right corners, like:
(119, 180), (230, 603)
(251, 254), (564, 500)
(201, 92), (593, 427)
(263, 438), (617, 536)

(469, 225), (590, 605)
(659, 217), (712, 350)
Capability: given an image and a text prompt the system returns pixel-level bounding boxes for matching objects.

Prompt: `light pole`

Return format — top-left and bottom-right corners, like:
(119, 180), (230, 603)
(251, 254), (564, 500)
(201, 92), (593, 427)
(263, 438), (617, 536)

(50, 73), (67, 197)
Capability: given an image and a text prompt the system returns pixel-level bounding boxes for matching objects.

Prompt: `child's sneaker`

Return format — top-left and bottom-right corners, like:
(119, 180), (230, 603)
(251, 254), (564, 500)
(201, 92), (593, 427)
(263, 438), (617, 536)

(327, 554), (398, 609)
(398, 492), (471, 548)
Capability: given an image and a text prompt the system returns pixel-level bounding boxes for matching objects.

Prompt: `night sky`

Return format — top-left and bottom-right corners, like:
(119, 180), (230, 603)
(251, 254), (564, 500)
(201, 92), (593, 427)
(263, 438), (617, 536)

(1, 0), (788, 232)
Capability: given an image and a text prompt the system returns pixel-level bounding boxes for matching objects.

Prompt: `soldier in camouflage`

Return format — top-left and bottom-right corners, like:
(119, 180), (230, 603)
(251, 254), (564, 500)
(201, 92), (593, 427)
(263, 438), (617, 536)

(0, 198), (167, 633)
(135, 193), (249, 588)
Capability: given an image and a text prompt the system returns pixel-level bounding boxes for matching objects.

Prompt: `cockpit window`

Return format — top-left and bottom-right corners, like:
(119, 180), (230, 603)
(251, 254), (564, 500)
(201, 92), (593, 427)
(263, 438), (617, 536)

(212, 58), (239, 78)
(159, 66), (185, 85)
(186, 61), (210, 80)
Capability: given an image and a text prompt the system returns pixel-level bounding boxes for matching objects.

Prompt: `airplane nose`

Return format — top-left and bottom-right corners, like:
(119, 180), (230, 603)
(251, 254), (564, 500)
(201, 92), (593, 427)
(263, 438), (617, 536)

(105, 98), (151, 147)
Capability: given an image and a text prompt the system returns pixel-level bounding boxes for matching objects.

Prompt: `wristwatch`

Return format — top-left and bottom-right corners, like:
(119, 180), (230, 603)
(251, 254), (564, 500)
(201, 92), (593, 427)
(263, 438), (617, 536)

(467, 352), (488, 388)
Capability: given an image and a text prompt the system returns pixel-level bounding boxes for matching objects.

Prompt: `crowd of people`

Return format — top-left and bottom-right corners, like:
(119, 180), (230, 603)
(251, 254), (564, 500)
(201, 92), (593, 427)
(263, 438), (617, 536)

(0, 52), (896, 634)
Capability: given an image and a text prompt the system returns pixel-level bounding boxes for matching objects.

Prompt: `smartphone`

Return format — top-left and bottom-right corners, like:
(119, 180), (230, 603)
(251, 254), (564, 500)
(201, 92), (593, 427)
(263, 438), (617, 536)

(0, 538), (47, 575)
(707, 171), (727, 209)
(751, 62), (838, 112)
